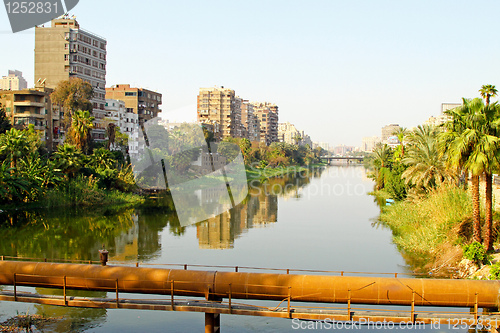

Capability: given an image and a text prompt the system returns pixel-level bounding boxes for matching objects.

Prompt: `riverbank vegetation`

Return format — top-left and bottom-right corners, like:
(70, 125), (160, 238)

(0, 79), (327, 211)
(0, 80), (142, 209)
(368, 85), (500, 278)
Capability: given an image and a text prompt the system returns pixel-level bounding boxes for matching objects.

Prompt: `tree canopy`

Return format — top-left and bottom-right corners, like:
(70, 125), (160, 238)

(51, 78), (93, 129)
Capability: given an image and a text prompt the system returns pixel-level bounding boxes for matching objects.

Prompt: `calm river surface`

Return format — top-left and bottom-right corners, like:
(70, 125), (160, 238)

(0, 166), (470, 332)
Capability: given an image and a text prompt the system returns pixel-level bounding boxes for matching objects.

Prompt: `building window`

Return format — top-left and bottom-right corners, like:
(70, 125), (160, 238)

(125, 92), (137, 96)
(64, 43), (69, 50)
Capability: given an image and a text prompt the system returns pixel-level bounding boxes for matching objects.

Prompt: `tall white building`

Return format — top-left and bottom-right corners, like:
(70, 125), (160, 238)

(278, 122), (300, 144)
(105, 99), (139, 155)
(0, 70), (28, 91)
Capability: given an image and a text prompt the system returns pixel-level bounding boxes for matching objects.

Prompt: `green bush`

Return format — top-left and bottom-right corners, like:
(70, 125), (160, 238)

(463, 242), (490, 265)
(489, 263), (500, 280)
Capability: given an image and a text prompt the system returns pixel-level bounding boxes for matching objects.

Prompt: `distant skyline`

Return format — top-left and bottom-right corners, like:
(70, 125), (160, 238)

(1, 0), (499, 147)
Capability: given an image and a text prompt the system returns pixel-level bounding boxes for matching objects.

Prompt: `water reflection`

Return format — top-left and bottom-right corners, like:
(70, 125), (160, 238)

(195, 172), (316, 249)
(0, 169), (321, 260)
(34, 289), (107, 332)
(0, 207), (136, 261)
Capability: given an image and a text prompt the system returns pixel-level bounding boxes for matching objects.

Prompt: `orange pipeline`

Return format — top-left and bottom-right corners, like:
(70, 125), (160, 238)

(0, 261), (498, 309)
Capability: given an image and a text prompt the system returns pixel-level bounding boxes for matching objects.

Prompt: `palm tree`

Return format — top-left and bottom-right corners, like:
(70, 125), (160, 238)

(106, 123), (116, 150)
(293, 135), (302, 145)
(393, 127), (408, 159)
(370, 143), (392, 190)
(0, 162), (29, 203)
(70, 110), (94, 154)
(0, 128), (31, 172)
(477, 84), (499, 251)
(372, 143), (391, 168)
(402, 125), (455, 191)
(53, 144), (84, 178)
(90, 147), (114, 170)
(479, 85), (498, 106)
(440, 97), (500, 246)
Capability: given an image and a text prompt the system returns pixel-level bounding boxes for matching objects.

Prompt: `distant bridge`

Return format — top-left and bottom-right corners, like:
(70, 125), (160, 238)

(321, 156), (364, 164)
(1, 259), (500, 332)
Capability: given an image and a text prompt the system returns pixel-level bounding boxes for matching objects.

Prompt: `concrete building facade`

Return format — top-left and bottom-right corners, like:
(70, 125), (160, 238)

(105, 98), (139, 155)
(278, 122), (312, 147)
(442, 103), (461, 113)
(0, 86), (61, 150)
(34, 16), (107, 140)
(197, 86), (242, 141)
(381, 124), (401, 143)
(240, 100), (260, 142)
(278, 122), (300, 145)
(105, 84), (162, 126)
(253, 102), (278, 145)
(0, 70), (28, 91)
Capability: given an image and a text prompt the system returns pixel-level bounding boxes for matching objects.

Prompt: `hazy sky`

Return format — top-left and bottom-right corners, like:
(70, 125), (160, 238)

(1, 0), (499, 147)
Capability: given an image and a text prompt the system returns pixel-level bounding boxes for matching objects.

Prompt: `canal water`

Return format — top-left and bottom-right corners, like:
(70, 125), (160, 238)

(0, 166), (467, 332)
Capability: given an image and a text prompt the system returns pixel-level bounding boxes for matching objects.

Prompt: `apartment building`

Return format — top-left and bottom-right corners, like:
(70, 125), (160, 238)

(381, 124), (401, 143)
(314, 142), (330, 151)
(240, 99), (260, 142)
(442, 103), (461, 113)
(278, 122), (300, 144)
(34, 15), (107, 140)
(0, 85), (60, 150)
(197, 86), (242, 140)
(104, 99), (139, 155)
(252, 102), (278, 145)
(106, 84), (162, 126)
(0, 70), (28, 91)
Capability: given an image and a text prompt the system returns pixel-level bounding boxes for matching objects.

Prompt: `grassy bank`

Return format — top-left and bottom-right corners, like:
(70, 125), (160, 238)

(378, 186), (473, 274)
(0, 175), (144, 210)
(245, 163), (326, 180)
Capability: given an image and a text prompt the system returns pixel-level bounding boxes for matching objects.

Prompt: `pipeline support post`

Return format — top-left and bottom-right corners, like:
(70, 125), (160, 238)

(347, 289), (351, 320)
(13, 273), (16, 301)
(474, 293), (478, 325)
(116, 279), (119, 308)
(228, 283), (232, 314)
(63, 276), (67, 305)
(205, 313), (220, 333)
(171, 280), (175, 311)
(288, 286), (292, 318)
(411, 291), (415, 323)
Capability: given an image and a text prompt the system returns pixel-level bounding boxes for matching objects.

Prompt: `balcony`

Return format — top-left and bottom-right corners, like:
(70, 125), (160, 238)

(14, 101), (44, 107)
